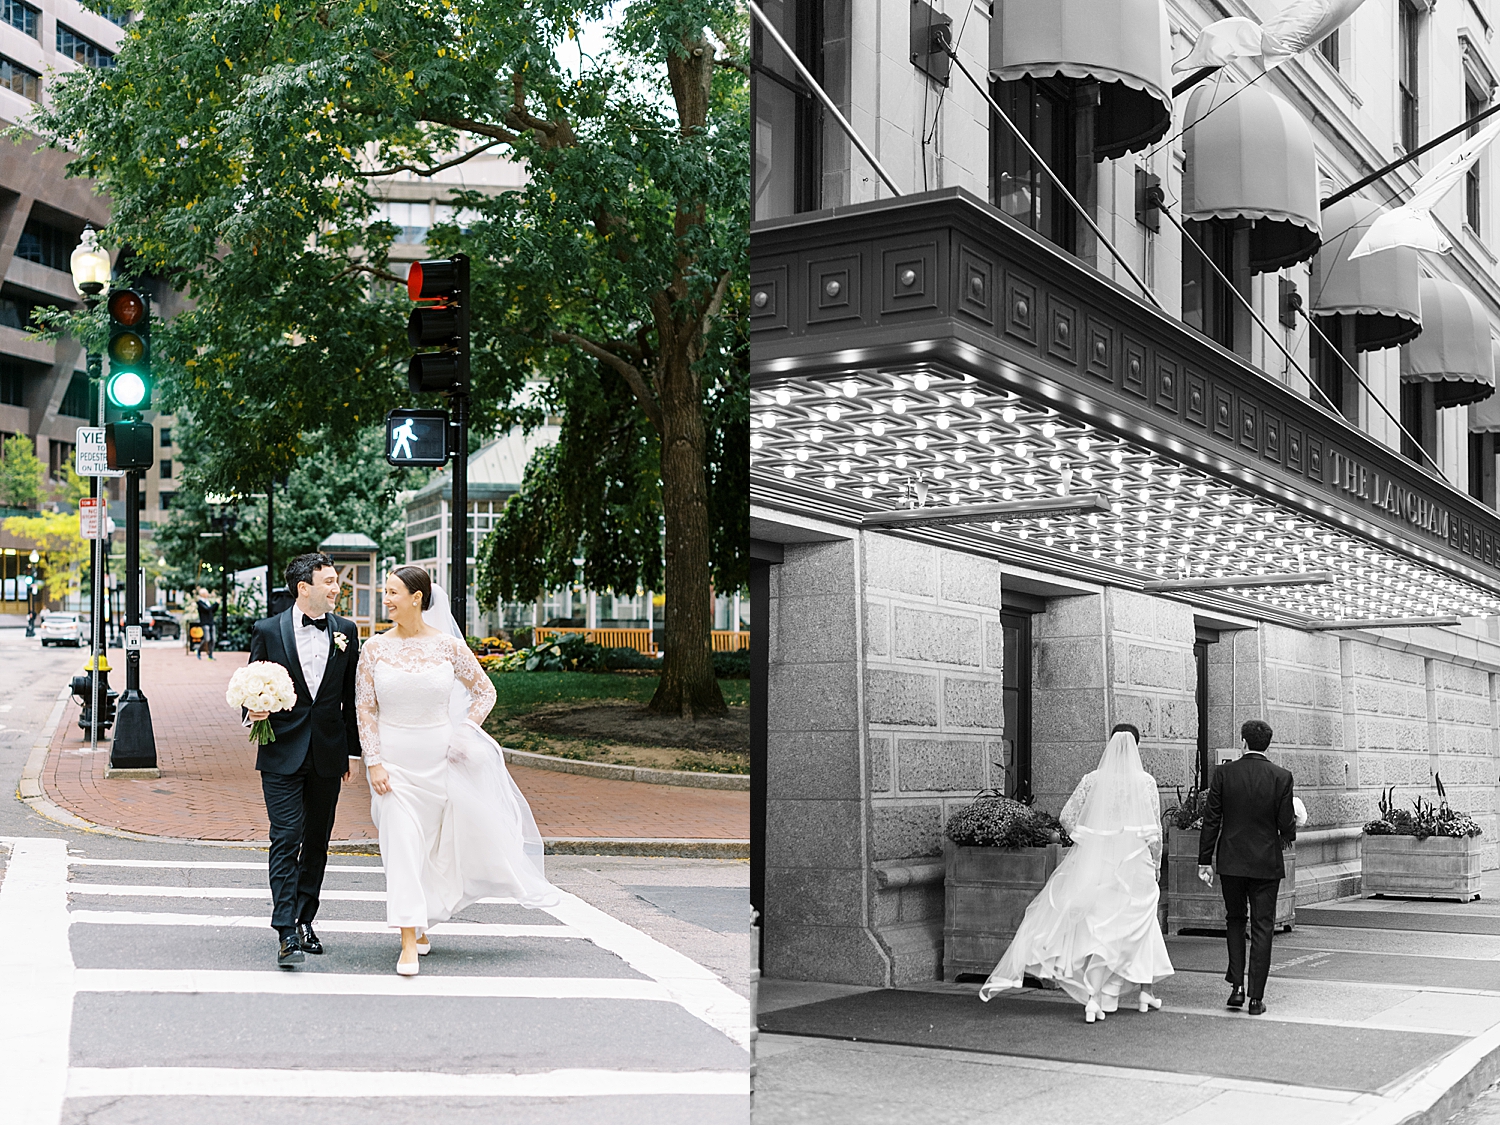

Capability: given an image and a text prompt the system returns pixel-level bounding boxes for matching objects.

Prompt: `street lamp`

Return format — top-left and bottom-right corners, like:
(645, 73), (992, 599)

(72, 226), (111, 756)
(24, 548), (39, 637)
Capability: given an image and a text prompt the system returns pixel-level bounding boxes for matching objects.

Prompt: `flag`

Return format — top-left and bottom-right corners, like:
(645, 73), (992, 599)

(1349, 119), (1500, 259)
(1174, 0), (1369, 73)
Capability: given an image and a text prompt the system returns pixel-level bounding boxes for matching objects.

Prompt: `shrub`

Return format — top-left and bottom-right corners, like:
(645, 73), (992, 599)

(1364, 777), (1482, 840)
(604, 646), (662, 671)
(524, 631), (606, 672)
(945, 791), (1072, 849)
(713, 649), (751, 678)
(1163, 785), (1210, 831)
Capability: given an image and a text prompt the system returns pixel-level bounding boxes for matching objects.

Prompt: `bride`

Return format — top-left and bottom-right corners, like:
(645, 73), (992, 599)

(979, 725), (1173, 1022)
(356, 565), (560, 975)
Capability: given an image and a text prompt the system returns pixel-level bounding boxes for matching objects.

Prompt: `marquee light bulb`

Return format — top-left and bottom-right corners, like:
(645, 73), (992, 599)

(960, 390), (976, 407)
(912, 373), (930, 390)
(1041, 422), (1057, 438)
(783, 465), (796, 478)
(1081, 466), (1094, 481)
(1110, 450), (1124, 466)
(796, 448), (809, 462)
(775, 389), (791, 406)
(1002, 488), (1014, 500)
(862, 486), (873, 498)
(892, 397), (907, 414)
(1015, 442), (1030, 459)
(1195, 484), (1208, 498)
(1168, 474), (1182, 489)
(936, 414), (951, 429)
(915, 435), (928, 451)
(826, 406), (841, 422)
(838, 460), (851, 474)
(824, 476), (836, 489)
(877, 471), (890, 484)
(992, 521), (1002, 531)
(1023, 473), (1036, 486)
(1077, 437), (1091, 453)
(1002, 407), (1017, 423)
(1111, 479), (1123, 493)
(871, 421), (887, 437)
(990, 461), (1003, 476)
(894, 455), (908, 468)
(977, 429), (992, 443)
(760, 412), (777, 428)
(1018, 529), (1031, 539)
(933, 466), (946, 480)
(854, 441), (868, 456)
(954, 449), (967, 464)
(751, 434), (763, 450)
(842, 379), (860, 398)
(1140, 462), (1155, 478)
(809, 427), (824, 443)
(1049, 456), (1063, 471)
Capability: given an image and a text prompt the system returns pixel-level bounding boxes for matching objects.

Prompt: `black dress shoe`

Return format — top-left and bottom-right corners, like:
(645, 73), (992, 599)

(277, 933), (305, 968)
(1226, 987), (1245, 1009)
(296, 923), (324, 955)
(1248, 998), (1266, 1016)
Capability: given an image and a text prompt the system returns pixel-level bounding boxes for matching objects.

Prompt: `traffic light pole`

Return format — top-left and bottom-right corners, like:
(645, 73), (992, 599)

(450, 390), (468, 631)
(89, 350), (102, 755)
(109, 465), (157, 773)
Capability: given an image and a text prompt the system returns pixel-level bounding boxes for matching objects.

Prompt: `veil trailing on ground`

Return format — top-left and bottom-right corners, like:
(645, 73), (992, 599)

(979, 731), (1171, 1007)
(423, 584), (552, 896)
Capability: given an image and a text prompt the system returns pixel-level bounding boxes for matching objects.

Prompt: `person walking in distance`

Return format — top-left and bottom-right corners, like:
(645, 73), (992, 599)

(1197, 719), (1297, 1016)
(195, 587), (218, 660)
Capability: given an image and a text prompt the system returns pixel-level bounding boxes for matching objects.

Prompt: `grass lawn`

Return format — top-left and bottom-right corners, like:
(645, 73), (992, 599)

(487, 672), (749, 719)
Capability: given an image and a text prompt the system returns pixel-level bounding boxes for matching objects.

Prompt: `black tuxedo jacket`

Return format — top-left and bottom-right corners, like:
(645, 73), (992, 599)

(247, 607), (361, 777)
(1198, 752), (1297, 879)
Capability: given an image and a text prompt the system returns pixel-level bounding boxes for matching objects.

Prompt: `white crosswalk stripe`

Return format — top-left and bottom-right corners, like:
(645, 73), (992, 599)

(1, 836), (750, 1124)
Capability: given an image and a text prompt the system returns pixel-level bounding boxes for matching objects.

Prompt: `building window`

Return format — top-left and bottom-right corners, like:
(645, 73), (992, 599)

(0, 293), (36, 330)
(991, 76), (1077, 253)
(16, 219), (74, 272)
(751, 0), (822, 220)
(1181, 218), (1236, 350)
(373, 200), (430, 245)
(48, 441), (72, 480)
(0, 57), (39, 102)
(1400, 380), (1435, 463)
(159, 426), (171, 447)
(1467, 78), (1488, 235)
(1318, 30), (1339, 71)
(56, 25), (114, 68)
(1399, 0), (1420, 152)
(0, 361), (22, 406)
(159, 459), (172, 480)
(59, 372), (90, 418)
(158, 489), (173, 509)
(999, 608), (1034, 802)
(0, 0), (38, 38)
(1310, 316), (1346, 414)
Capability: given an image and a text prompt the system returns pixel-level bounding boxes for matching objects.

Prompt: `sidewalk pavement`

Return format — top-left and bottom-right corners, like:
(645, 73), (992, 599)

(38, 643), (749, 847)
(754, 872), (1500, 1125)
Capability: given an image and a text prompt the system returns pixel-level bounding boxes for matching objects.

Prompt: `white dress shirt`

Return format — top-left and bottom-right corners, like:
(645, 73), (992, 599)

(294, 612), (332, 699)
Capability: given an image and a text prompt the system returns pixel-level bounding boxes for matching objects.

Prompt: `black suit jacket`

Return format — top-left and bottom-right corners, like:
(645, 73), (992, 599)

(247, 608), (361, 777)
(1198, 753), (1297, 879)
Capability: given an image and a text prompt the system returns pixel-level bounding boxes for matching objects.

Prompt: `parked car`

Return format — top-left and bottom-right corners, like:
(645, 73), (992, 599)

(40, 612), (84, 647)
(143, 606), (181, 640)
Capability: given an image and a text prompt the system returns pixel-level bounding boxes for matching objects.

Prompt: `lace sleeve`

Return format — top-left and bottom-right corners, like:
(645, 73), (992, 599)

(1059, 772), (1094, 836)
(451, 636), (497, 725)
(1140, 773), (1163, 865)
(355, 642), (382, 766)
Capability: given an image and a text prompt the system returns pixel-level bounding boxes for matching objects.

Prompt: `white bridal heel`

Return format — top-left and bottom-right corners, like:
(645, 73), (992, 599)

(1138, 991), (1162, 1013)
(415, 934), (431, 956)
(1085, 999), (1104, 1023)
(396, 953), (420, 976)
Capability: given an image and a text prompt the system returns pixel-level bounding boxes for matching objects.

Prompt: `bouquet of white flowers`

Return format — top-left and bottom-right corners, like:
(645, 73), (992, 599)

(225, 661), (298, 745)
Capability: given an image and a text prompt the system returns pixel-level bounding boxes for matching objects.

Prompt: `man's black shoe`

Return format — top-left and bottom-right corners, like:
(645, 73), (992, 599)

(296, 923), (324, 955)
(277, 933), (305, 968)
(1226, 987), (1245, 1009)
(1248, 998), (1266, 1016)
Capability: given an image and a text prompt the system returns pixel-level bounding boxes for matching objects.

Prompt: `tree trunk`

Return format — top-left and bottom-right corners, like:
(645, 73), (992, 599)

(647, 341), (726, 718)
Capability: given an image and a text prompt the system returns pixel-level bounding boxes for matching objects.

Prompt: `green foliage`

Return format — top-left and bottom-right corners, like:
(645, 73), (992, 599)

(945, 792), (1073, 849)
(1364, 779), (1483, 839)
(153, 423), (425, 593)
(1164, 785), (1210, 831)
(0, 434), (47, 509)
(523, 631), (606, 672)
(1, 510), (89, 600)
(712, 648), (749, 678)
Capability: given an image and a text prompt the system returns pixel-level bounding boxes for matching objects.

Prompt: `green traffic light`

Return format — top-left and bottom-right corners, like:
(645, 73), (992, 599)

(107, 370), (148, 409)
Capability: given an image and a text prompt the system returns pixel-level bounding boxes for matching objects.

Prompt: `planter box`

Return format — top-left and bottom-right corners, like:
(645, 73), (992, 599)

(1167, 826), (1295, 935)
(942, 841), (1062, 982)
(1361, 833), (1483, 902)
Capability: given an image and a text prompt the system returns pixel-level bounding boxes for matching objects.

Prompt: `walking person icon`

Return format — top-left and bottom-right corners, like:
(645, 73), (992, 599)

(390, 417), (417, 460)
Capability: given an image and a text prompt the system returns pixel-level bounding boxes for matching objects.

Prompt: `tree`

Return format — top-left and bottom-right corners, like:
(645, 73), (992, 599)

(0, 434), (47, 509)
(2, 511), (89, 601)
(25, 0), (748, 718)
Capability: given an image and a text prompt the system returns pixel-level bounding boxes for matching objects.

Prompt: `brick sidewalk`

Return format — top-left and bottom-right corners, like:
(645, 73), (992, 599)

(41, 644), (749, 843)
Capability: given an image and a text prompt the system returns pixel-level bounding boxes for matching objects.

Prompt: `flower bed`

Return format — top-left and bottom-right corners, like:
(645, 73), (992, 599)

(941, 793), (1070, 981)
(1362, 782), (1483, 902)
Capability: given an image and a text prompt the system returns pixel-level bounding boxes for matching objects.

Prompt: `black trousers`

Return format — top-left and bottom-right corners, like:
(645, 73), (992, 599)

(261, 753), (342, 931)
(1219, 874), (1280, 1000)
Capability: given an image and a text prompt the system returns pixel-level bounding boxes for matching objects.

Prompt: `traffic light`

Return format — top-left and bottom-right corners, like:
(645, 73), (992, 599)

(105, 288), (151, 411)
(407, 255), (469, 395)
(105, 420), (154, 470)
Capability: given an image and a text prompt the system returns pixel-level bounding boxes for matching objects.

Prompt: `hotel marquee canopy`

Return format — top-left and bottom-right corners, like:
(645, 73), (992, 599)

(749, 190), (1500, 628)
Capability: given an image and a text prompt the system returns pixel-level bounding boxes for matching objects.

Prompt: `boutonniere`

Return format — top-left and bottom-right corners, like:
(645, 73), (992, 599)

(333, 631), (348, 653)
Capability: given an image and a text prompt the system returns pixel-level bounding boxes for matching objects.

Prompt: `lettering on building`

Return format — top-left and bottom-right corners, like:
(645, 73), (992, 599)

(1326, 450), (1498, 568)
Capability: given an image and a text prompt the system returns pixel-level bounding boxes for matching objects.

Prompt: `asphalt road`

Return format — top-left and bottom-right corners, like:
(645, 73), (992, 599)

(0, 626), (751, 1124)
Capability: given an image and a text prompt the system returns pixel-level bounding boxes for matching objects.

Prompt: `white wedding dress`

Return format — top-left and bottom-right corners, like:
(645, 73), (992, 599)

(979, 732), (1173, 1013)
(355, 612), (559, 930)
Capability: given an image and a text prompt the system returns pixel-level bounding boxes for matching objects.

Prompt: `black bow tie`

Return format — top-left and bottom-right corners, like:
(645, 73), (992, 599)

(301, 614), (328, 631)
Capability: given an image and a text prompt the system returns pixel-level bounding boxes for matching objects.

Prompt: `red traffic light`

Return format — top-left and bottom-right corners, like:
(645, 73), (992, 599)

(108, 289), (145, 326)
(408, 259), (460, 301)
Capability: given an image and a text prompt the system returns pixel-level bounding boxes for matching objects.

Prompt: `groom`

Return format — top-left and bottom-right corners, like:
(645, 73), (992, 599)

(245, 552), (362, 967)
(1197, 719), (1297, 1015)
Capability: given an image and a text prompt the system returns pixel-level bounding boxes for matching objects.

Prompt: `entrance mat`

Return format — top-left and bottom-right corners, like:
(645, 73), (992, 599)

(1165, 937), (1500, 990)
(1296, 907), (1500, 936)
(757, 989), (1461, 1092)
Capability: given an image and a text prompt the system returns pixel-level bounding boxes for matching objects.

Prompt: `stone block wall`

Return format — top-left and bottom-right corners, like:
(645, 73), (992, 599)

(1031, 593), (1108, 817)
(864, 534), (1004, 983)
(1257, 626), (1351, 822)
(1106, 590), (1197, 797)
(1341, 640), (1431, 831)
(1430, 663), (1498, 867)
(762, 539), (889, 985)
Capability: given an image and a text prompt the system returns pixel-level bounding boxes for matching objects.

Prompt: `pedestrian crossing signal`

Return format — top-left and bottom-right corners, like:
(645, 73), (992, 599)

(385, 408), (449, 467)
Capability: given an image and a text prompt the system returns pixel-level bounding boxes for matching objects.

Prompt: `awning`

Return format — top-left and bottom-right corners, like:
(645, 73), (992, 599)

(1470, 341), (1500, 432)
(1311, 197), (1423, 351)
(1403, 278), (1496, 408)
(1182, 82), (1321, 273)
(990, 0), (1171, 161)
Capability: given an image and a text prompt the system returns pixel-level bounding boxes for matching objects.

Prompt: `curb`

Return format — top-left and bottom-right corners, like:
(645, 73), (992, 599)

(544, 838), (750, 858)
(502, 747), (750, 791)
(1357, 1015), (1500, 1125)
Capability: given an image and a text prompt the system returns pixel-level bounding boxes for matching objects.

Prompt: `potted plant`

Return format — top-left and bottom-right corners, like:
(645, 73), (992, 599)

(1163, 782), (1295, 935)
(1362, 777), (1483, 902)
(941, 791), (1071, 981)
